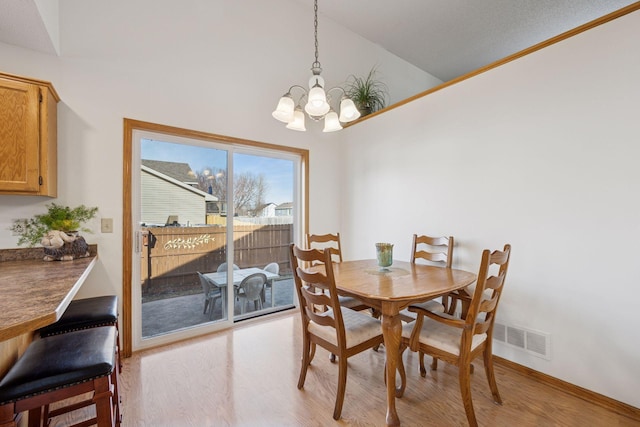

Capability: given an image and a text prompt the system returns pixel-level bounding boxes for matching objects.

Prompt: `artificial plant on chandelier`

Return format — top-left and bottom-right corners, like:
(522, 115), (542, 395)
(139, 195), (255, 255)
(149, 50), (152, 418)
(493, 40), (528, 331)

(272, 0), (361, 132)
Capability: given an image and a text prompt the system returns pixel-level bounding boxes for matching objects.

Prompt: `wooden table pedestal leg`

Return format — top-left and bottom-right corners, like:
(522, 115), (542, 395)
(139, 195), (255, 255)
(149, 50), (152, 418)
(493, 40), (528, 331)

(382, 312), (402, 426)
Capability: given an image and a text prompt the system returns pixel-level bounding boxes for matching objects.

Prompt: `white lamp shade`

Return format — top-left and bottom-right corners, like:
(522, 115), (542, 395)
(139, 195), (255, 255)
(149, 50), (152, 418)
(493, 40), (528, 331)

(323, 111), (342, 132)
(272, 95), (295, 123)
(305, 86), (330, 117)
(286, 108), (306, 131)
(339, 98), (361, 122)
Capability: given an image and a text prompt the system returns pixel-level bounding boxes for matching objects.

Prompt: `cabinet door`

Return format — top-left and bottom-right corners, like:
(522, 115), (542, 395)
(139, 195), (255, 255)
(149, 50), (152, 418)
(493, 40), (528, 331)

(0, 78), (40, 193)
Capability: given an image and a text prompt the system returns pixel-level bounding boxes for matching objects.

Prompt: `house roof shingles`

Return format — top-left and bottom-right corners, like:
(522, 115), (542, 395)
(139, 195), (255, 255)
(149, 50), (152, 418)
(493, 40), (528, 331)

(141, 159), (197, 184)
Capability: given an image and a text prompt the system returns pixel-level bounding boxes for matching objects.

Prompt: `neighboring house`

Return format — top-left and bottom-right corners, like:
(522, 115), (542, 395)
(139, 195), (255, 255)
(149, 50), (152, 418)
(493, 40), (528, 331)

(253, 203), (277, 217)
(141, 165), (217, 226)
(141, 159), (199, 187)
(275, 202), (293, 216)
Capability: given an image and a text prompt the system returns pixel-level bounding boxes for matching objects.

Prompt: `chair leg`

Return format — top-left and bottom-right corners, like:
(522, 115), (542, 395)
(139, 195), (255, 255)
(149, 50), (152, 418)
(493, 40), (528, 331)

(309, 342), (316, 363)
(395, 343), (407, 398)
(371, 308), (382, 352)
(461, 299), (471, 319)
(483, 349), (502, 404)
(203, 299), (209, 315)
(208, 299), (216, 320)
(418, 351), (429, 376)
(270, 280), (276, 307)
(459, 360), (478, 427)
(446, 295), (458, 316)
(333, 356), (348, 420)
(298, 335), (312, 389)
(429, 355), (438, 372)
(441, 294), (450, 313)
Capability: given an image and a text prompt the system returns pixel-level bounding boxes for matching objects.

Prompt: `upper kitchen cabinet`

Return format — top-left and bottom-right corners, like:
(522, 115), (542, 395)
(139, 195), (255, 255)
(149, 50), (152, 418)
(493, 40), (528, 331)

(0, 71), (59, 197)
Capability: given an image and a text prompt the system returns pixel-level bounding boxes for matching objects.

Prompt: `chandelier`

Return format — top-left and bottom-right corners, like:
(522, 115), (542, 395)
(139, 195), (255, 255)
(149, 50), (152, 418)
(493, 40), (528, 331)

(272, 0), (360, 132)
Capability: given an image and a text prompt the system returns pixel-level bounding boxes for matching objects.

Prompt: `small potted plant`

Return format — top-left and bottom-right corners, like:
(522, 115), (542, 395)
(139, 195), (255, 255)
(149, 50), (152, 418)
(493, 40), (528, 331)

(10, 203), (98, 261)
(345, 66), (389, 117)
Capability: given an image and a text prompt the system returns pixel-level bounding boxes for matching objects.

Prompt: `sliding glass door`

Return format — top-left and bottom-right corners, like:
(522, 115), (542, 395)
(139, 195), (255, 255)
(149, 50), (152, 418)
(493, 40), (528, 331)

(130, 127), (301, 351)
(230, 151), (296, 320)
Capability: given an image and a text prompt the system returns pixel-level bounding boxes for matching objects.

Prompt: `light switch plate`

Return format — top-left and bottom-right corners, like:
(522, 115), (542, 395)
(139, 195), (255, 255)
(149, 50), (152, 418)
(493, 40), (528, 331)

(101, 218), (113, 233)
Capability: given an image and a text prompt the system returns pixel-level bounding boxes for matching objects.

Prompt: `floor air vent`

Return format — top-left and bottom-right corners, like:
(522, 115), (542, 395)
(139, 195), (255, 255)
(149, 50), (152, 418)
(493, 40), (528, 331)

(493, 322), (551, 360)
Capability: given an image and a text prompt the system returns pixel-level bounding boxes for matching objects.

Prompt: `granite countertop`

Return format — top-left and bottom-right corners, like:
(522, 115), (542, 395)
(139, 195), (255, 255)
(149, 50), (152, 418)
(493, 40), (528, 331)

(0, 248), (97, 341)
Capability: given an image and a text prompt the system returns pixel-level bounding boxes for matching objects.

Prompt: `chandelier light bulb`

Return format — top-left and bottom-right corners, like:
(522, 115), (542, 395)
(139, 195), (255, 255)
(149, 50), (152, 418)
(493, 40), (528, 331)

(272, 94), (295, 123)
(339, 98), (361, 122)
(286, 107), (306, 131)
(305, 84), (330, 117)
(323, 110), (342, 132)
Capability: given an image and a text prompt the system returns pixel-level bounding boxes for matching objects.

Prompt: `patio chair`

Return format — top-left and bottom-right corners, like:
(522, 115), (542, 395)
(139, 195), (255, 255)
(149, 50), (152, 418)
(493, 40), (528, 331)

(198, 272), (223, 320)
(217, 262), (240, 272)
(235, 272), (267, 314)
(263, 262), (280, 307)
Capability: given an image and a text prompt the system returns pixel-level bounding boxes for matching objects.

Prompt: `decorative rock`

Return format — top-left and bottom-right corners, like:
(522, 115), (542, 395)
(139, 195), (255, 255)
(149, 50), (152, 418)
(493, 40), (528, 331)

(41, 230), (90, 261)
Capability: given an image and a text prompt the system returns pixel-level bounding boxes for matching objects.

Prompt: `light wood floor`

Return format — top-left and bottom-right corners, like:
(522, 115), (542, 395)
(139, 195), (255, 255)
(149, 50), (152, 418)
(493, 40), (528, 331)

(50, 311), (638, 427)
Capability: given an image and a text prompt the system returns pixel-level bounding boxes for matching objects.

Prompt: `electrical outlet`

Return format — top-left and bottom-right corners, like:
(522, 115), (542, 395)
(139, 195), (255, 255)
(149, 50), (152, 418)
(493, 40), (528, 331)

(101, 218), (113, 233)
(11, 219), (27, 236)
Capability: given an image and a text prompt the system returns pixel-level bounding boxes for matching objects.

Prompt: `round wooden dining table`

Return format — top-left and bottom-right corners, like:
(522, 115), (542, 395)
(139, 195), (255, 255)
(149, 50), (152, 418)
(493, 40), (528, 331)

(323, 259), (477, 426)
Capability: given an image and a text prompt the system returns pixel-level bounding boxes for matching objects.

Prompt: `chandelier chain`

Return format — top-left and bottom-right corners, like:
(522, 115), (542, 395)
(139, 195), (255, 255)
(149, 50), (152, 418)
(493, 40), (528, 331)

(272, 0), (360, 131)
(313, 0), (320, 69)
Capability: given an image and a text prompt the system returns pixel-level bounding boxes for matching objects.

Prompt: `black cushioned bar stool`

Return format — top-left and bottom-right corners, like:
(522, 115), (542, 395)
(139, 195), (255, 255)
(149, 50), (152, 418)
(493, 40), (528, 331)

(0, 326), (120, 427)
(38, 295), (122, 372)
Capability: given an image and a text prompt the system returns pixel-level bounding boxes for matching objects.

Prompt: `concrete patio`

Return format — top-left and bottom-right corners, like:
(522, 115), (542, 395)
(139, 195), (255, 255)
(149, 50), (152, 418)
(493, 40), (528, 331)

(142, 277), (295, 337)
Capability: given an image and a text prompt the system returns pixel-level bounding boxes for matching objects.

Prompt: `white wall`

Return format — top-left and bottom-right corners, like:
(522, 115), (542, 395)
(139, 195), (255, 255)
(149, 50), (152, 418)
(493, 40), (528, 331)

(339, 10), (640, 408)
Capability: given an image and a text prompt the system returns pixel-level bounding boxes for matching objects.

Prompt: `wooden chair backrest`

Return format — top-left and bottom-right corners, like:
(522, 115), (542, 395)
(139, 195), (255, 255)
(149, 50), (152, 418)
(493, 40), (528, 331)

(465, 244), (511, 339)
(410, 234), (454, 268)
(306, 233), (343, 263)
(289, 244), (345, 345)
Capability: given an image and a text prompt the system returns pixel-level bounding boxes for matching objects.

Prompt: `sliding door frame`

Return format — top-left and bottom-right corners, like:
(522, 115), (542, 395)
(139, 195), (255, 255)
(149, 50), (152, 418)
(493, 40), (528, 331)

(123, 118), (309, 357)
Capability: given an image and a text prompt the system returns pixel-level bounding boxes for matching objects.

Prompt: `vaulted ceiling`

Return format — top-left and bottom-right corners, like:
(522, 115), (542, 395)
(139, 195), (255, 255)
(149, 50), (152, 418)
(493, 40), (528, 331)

(1, 0), (636, 82)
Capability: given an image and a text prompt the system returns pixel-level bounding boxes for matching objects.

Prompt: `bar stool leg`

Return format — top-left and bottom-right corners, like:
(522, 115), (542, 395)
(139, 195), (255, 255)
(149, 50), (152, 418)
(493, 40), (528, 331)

(112, 354), (122, 425)
(92, 376), (115, 427)
(27, 407), (42, 427)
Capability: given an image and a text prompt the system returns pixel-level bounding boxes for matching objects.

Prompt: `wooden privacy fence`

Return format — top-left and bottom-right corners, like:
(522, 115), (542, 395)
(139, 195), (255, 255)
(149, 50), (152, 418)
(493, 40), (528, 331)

(141, 223), (292, 298)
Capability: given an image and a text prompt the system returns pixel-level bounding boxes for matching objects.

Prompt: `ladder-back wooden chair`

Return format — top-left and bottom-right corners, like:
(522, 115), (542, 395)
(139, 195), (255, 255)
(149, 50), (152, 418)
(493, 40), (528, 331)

(398, 244), (511, 427)
(289, 243), (384, 420)
(410, 233), (455, 312)
(306, 233), (370, 312)
(405, 234), (456, 372)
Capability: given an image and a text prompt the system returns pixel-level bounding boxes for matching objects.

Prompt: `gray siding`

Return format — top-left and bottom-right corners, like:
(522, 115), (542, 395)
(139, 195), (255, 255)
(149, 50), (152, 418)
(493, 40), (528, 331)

(141, 171), (207, 226)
